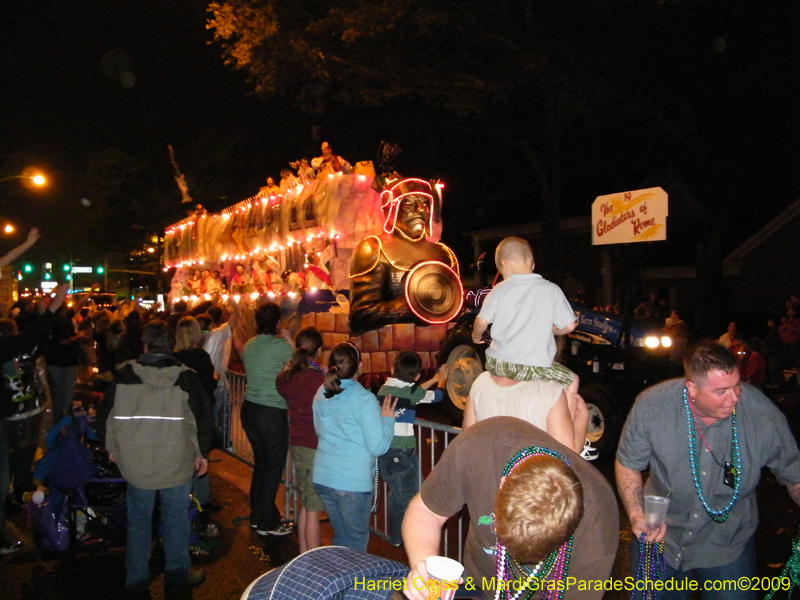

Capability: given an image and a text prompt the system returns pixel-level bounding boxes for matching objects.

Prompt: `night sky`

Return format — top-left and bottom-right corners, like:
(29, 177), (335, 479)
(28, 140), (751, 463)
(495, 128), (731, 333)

(2, 0), (798, 275)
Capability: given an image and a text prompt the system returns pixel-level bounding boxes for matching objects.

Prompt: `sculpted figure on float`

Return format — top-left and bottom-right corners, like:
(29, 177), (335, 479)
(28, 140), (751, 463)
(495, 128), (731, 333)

(348, 173), (462, 336)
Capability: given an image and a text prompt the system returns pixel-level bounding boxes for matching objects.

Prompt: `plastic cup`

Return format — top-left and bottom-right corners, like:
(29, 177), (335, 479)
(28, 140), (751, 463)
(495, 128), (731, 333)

(425, 556), (463, 600)
(644, 495), (669, 528)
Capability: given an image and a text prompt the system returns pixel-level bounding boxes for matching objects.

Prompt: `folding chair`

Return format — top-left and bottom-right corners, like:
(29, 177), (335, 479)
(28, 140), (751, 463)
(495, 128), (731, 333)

(67, 476), (128, 552)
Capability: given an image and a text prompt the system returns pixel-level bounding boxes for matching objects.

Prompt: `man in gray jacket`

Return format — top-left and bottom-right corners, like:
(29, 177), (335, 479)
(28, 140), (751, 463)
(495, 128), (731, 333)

(103, 320), (213, 599)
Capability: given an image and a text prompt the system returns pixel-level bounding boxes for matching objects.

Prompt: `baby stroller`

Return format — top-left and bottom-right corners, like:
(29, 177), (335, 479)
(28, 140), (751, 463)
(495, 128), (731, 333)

(30, 414), (127, 553)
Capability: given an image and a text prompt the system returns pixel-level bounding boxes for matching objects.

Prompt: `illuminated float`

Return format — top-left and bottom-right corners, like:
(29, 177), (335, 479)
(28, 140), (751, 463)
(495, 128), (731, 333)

(162, 146), (463, 382)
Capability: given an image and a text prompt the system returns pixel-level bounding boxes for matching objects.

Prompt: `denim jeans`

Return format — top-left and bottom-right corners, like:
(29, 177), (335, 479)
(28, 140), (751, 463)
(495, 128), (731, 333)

(241, 401), (288, 530)
(125, 479), (193, 593)
(629, 535), (756, 600)
(47, 365), (78, 417)
(378, 447), (419, 545)
(193, 471), (210, 505)
(314, 483), (372, 552)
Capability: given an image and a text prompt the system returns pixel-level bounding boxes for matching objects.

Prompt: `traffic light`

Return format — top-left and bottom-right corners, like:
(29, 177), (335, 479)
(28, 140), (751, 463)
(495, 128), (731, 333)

(44, 272), (51, 280)
(96, 266), (104, 274)
(24, 264), (32, 273)
(63, 264), (70, 272)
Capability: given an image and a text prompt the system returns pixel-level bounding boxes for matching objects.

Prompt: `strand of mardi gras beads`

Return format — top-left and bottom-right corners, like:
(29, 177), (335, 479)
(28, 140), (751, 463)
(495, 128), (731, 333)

(683, 387), (742, 522)
(370, 457), (379, 513)
(494, 538), (573, 600)
(494, 542), (546, 600)
(629, 533), (666, 600)
(502, 447), (571, 476)
(764, 527), (800, 600)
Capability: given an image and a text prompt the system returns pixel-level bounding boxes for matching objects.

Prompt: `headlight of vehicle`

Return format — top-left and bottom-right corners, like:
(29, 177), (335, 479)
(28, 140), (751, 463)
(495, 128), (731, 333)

(661, 336), (672, 348)
(644, 336), (660, 348)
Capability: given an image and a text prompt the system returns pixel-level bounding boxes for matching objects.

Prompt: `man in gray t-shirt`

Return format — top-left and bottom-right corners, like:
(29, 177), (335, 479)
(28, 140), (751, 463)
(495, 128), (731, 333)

(404, 417), (619, 600)
(616, 343), (800, 600)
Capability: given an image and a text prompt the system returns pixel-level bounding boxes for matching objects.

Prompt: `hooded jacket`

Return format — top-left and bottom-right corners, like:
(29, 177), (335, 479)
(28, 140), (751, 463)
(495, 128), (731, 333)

(312, 378), (394, 492)
(102, 354), (214, 489)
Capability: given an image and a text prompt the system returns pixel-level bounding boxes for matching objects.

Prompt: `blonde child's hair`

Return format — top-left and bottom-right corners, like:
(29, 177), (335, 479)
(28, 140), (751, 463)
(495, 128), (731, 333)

(495, 236), (534, 272)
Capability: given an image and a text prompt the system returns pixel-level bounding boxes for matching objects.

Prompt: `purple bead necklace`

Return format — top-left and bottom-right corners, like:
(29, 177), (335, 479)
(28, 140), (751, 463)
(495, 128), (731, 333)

(493, 447), (574, 600)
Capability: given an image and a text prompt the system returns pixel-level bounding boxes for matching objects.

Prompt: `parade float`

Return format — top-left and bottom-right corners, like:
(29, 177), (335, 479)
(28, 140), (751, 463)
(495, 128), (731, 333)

(162, 143), (463, 386)
(162, 149), (675, 446)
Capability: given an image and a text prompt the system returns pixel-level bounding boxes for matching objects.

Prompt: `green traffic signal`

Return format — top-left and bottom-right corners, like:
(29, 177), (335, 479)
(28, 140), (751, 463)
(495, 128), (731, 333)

(44, 273), (51, 280)
(63, 264), (70, 272)
(97, 266), (104, 274)
(24, 264), (32, 273)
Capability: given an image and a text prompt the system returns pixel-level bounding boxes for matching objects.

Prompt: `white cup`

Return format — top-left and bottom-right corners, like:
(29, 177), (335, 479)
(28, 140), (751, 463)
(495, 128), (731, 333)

(425, 556), (464, 600)
(644, 495), (670, 528)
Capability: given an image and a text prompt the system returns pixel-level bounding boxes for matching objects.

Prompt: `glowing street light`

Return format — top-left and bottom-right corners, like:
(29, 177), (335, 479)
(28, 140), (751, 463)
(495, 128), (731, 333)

(0, 168), (48, 188)
(3, 224), (14, 234)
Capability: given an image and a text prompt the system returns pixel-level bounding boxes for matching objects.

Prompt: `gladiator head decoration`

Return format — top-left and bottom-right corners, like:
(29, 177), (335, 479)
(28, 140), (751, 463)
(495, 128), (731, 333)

(379, 178), (443, 241)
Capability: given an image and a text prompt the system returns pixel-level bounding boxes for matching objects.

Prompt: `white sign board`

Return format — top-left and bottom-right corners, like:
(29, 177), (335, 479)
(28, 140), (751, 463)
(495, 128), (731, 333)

(592, 187), (668, 246)
(71, 266), (93, 273)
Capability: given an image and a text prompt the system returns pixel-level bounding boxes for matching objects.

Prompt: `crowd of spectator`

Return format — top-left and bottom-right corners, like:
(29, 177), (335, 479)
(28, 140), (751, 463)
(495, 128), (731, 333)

(707, 295), (800, 390)
(0, 229), (236, 590)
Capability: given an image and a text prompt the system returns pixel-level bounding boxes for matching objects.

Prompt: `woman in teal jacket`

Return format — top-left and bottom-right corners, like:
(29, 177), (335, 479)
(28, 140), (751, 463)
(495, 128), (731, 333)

(312, 342), (396, 551)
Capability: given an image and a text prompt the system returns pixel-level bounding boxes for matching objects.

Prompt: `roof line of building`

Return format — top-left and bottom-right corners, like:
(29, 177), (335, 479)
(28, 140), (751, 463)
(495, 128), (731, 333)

(725, 196), (800, 264)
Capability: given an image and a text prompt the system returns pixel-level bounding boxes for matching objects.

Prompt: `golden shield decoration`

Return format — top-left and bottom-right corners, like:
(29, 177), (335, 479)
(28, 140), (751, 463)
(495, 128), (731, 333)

(404, 261), (463, 324)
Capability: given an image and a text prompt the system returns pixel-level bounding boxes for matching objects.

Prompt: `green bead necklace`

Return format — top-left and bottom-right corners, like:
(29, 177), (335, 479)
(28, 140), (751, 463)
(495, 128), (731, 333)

(683, 386), (742, 523)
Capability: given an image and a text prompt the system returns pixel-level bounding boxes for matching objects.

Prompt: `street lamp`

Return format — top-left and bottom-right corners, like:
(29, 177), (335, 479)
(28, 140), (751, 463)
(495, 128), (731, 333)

(3, 224), (14, 234)
(0, 168), (47, 188)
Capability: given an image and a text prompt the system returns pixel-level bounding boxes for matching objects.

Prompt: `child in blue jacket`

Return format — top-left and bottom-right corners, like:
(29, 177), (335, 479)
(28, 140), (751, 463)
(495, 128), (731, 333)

(312, 342), (397, 551)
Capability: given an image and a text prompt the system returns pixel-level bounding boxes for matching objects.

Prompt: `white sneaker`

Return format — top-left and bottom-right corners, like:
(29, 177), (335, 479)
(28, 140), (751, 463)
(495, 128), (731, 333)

(580, 439), (599, 461)
(256, 524), (293, 536)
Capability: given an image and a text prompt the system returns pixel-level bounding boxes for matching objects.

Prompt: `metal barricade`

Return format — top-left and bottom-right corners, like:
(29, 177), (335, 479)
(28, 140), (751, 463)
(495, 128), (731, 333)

(369, 419), (465, 562)
(223, 370), (466, 559)
(224, 371), (250, 462)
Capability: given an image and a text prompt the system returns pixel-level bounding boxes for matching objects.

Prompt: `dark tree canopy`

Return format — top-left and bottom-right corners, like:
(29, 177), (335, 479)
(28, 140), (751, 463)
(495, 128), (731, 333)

(206, 0), (796, 215)
(207, 0), (799, 331)
(207, 0), (631, 117)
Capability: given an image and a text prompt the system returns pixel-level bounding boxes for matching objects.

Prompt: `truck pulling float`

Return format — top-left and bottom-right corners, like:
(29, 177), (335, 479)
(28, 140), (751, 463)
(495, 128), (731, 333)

(162, 158), (671, 458)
